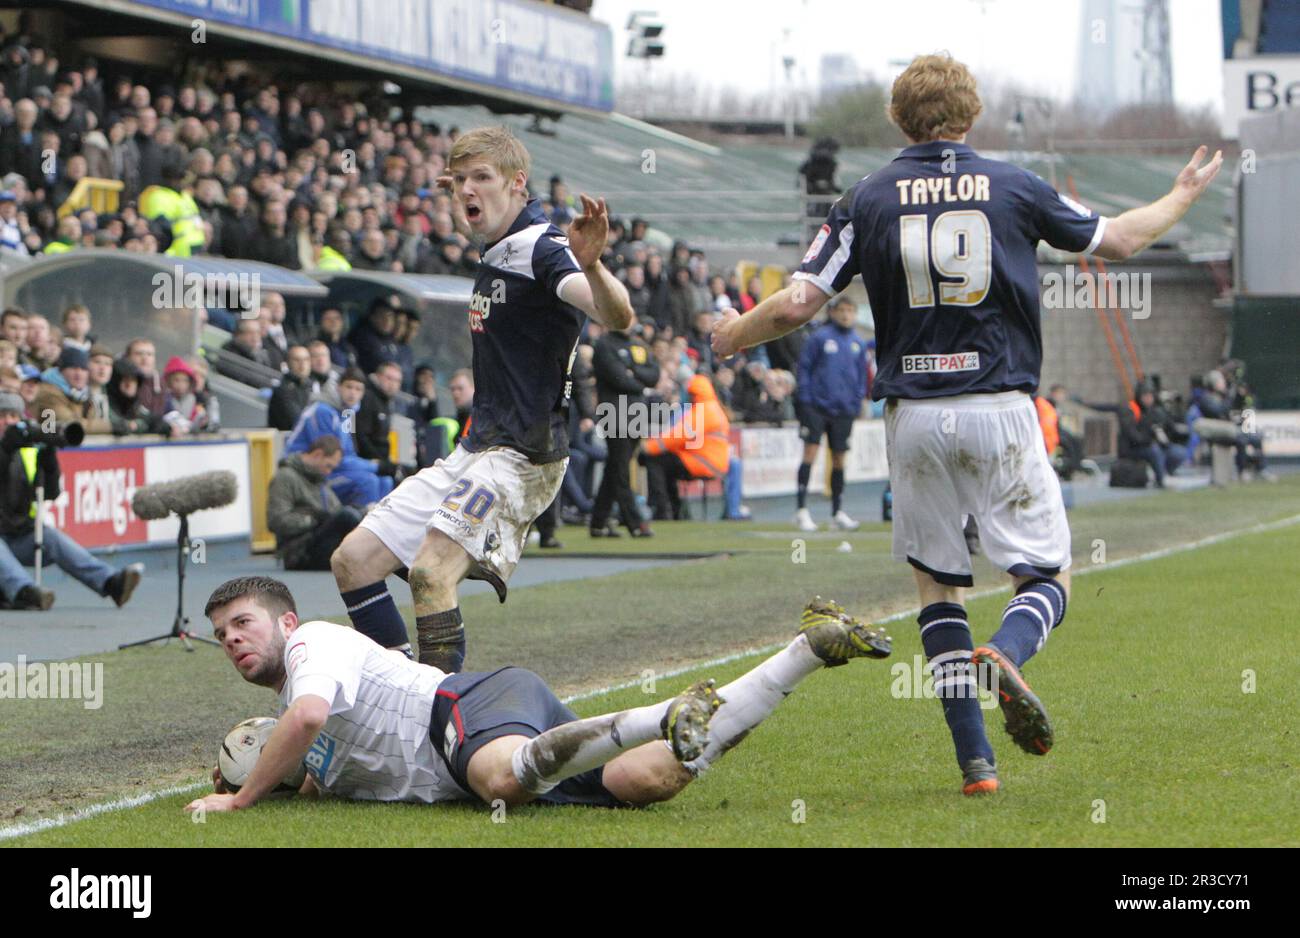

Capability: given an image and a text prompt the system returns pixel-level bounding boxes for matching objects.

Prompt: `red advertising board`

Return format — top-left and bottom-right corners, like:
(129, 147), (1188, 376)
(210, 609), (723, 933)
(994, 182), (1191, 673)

(43, 447), (148, 548)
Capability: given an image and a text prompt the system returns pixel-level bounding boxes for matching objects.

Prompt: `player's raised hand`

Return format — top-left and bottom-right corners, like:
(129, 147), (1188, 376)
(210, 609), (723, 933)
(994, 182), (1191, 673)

(1173, 146), (1223, 204)
(436, 173), (472, 237)
(710, 308), (743, 359)
(569, 193), (608, 271)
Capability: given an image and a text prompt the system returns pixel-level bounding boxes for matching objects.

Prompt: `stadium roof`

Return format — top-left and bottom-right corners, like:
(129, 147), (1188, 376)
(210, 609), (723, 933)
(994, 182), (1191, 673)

(418, 104), (1233, 257)
(2, 251), (329, 301)
(309, 271), (473, 305)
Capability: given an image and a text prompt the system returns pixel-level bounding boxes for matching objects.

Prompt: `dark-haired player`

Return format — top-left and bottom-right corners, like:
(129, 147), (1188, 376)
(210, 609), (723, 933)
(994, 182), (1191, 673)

(330, 126), (633, 673)
(713, 54), (1222, 794)
(185, 576), (891, 814)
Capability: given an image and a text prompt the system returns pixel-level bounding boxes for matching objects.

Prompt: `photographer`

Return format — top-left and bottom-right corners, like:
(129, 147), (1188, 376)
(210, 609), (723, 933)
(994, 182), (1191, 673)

(0, 391), (143, 610)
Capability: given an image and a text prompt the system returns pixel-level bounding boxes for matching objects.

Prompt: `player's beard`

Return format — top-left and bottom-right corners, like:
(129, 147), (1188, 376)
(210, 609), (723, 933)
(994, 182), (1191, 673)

(244, 628), (287, 688)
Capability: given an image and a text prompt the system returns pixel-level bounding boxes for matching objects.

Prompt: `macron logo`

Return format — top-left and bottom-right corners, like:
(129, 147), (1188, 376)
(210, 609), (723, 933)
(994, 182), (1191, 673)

(50, 868), (151, 918)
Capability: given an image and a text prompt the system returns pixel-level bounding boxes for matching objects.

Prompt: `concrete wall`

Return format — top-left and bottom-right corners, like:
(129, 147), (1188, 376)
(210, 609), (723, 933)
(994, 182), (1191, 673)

(1039, 259), (1226, 403)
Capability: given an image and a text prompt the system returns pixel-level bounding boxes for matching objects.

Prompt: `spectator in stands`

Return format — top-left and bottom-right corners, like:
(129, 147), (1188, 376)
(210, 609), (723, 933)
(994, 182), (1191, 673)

(667, 264), (697, 338)
(61, 303), (93, 354)
(219, 184), (258, 255)
(0, 389), (145, 611)
(106, 357), (165, 435)
(267, 434), (361, 571)
(392, 307), (420, 393)
(0, 98), (42, 191)
(640, 374), (731, 521)
(1046, 383), (1089, 478)
(258, 291), (290, 372)
(32, 345), (109, 433)
(316, 306), (354, 370)
(16, 364), (40, 417)
(643, 252), (670, 329)
(448, 367), (474, 436)
(22, 314), (52, 369)
(283, 367), (394, 508)
(221, 317), (274, 371)
(85, 344), (115, 431)
(687, 310), (716, 374)
(408, 363), (439, 425)
(306, 339), (341, 407)
(0, 340), (15, 370)
(348, 295), (400, 375)
(267, 344), (313, 431)
(624, 263), (651, 321)
(246, 199), (298, 269)
(355, 360), (403, 479)
(0, 191), (28, 254)
(1, 309), (27, 357)
(124, 337), (167, 417)
(161, 354), (210, 435)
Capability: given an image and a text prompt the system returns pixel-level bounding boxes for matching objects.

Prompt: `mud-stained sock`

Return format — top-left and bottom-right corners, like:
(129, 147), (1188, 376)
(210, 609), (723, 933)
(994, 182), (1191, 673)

(416, 607), (465, 672)
(342, 582), (408, 649)
(510, 700), (670, 794)
(684, 634), (822, 776)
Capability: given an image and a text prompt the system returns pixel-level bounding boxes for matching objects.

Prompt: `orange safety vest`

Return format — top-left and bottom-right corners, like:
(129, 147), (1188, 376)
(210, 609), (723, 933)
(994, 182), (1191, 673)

(1035, 395), (1060, 455)
(643, 375), (730, 478)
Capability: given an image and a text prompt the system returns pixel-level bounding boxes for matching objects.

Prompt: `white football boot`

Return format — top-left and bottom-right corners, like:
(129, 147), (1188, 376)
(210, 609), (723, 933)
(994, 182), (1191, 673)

(794, 507), (818, 532)
(831, 510), (860, 531)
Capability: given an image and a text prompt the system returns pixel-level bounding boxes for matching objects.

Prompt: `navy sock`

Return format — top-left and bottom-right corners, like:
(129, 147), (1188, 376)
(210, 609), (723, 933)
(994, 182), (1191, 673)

(796, 462), (811, 509)
(989, 578), (1066, 668)
(919, 603), (994, 767)
(341, 582), (409, 648)
(416, 607), (465, 673)
(830, 468), (845, 513)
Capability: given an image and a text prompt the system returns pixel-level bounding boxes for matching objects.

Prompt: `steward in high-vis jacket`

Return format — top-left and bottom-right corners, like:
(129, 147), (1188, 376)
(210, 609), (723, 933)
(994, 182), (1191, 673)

(640, 373), (730, 520)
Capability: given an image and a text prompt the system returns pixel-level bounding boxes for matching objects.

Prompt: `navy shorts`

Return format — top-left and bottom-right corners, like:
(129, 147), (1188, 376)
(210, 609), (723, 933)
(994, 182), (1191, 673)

(430, 667), (625, 808)
(798, 404), (854, 452)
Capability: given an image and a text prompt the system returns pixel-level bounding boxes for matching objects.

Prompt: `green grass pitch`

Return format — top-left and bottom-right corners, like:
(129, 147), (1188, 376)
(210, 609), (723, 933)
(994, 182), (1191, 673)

(4, 477), (1299, 847)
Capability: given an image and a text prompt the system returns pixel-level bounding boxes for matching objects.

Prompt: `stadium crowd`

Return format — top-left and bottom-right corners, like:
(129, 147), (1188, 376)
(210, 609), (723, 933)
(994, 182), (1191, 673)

(0, 29), (1270, 574)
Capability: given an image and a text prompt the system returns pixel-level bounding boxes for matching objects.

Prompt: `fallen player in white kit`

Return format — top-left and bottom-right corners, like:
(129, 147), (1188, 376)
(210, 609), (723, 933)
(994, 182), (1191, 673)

(185, 577), (892, 813)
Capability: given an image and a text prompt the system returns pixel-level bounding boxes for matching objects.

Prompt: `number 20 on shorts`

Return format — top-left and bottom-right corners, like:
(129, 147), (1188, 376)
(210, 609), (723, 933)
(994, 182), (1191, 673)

(442, 477), (496, 521)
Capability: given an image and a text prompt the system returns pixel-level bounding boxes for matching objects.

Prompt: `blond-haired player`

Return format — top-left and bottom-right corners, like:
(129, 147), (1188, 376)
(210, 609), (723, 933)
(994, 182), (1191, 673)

(713, 53), (1222, 794)
(330, 126), (633, 672)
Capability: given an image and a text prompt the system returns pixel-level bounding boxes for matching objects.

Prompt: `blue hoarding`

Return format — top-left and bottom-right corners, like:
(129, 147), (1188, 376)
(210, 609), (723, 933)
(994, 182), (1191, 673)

(114, 0), (614, 112)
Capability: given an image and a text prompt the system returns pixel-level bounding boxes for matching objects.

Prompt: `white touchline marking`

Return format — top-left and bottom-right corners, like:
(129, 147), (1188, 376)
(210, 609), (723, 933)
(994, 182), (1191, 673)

(3, 512), (1298, 841)
(0, 780), (208, 842)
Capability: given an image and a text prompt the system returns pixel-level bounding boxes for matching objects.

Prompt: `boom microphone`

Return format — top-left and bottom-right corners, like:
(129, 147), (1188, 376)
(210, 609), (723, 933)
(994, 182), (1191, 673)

(132, 470), (238, 521)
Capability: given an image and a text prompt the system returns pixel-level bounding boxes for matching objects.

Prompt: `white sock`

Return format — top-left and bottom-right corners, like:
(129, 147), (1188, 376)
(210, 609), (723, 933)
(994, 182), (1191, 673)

(685, 634), (823, 776)
(511, 700), (669, 795)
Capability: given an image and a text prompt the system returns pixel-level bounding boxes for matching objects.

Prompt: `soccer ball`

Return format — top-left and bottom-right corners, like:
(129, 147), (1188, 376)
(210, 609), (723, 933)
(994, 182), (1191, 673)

(217, 717), (308, 796)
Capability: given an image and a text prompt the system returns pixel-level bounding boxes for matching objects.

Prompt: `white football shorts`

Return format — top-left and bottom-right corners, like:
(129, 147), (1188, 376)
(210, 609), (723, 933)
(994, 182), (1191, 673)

(885, 390), (1071, 586)
(358, 444), (566, 601)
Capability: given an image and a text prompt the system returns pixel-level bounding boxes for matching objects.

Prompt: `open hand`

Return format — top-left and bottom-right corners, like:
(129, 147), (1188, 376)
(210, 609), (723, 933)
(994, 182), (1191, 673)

(569, 194), (609, 271)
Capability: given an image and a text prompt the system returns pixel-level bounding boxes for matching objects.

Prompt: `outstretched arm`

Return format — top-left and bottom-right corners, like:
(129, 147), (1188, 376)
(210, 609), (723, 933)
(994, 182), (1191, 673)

(185, 694), (328, 814)
(559, 194), (633, 330)
(711, 280), (832, 359)
(1094, 146), (1223, 261)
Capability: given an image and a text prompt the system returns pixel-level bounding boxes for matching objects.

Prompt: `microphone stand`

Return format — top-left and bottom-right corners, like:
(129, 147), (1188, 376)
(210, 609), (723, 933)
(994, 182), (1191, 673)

(119, 513), (220, 652)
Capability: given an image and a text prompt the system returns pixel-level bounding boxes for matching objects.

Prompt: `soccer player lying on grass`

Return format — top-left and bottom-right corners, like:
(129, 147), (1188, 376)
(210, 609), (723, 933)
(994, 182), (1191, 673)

(185, 576), (891, 814)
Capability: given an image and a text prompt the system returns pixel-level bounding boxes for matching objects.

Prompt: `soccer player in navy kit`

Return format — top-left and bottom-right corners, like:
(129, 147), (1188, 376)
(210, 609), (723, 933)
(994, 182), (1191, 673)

(793, 293), (870, 532)
(329, 127), (636, 673)
(714, 54), (1222, 794)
